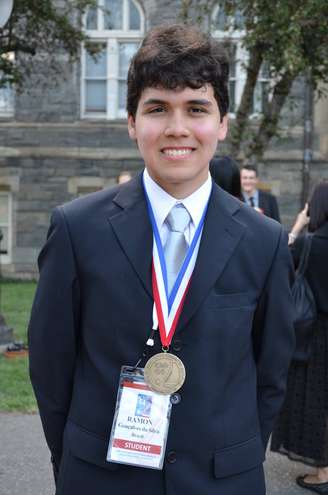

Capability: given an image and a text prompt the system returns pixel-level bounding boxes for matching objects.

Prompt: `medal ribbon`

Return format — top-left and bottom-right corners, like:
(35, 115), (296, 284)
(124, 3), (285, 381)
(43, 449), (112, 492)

(143, 177), (210, 348)
(152, 261), (191, 347)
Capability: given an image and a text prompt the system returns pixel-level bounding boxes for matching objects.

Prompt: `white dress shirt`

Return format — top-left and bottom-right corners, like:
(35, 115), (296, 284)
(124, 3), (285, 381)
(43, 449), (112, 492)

(143, 168), (212, 247)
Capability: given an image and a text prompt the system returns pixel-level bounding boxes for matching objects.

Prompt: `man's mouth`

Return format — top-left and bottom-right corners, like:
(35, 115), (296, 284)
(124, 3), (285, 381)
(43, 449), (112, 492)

(161, 147), (195, 157)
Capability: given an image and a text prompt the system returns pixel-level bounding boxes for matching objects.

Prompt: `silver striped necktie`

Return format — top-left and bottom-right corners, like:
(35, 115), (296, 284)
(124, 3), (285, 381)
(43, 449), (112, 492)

(164, 204), (191, 295)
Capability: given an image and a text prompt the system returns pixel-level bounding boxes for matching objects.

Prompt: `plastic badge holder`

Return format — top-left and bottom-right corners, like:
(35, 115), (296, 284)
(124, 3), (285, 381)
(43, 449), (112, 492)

(107, 366), (172, 470)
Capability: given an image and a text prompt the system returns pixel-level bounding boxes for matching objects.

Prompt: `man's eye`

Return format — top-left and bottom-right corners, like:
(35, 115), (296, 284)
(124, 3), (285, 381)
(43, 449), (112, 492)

(148, 107), (165, 113)
(190, 107), (207, 114)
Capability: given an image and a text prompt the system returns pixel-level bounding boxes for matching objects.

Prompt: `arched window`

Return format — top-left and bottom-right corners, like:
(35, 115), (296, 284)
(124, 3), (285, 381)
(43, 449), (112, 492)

(81, 0), (144, 120)
(212, 5), (270, 116)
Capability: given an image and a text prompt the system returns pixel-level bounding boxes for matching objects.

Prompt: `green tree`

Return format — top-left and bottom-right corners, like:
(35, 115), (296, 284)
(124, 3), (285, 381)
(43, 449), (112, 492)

(180, 0), (328, 163)
(0, 0), (98, 89)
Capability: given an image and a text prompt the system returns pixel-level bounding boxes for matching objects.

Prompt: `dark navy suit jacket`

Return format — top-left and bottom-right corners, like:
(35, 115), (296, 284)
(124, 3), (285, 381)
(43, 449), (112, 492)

(29, 174), (295, 495)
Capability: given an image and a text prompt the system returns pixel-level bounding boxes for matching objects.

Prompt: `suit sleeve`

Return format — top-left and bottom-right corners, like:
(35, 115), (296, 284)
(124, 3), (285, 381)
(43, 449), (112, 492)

(252, 227), (295, 450)
(28, 206), (80, 468)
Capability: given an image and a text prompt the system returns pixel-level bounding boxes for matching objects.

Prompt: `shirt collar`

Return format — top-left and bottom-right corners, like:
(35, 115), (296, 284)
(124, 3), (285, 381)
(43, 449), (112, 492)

(143, 168), (212, 230)
(243, 189), (259, 201)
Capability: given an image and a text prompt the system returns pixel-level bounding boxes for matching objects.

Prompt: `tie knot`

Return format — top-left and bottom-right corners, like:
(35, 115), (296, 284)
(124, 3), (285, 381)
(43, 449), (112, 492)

(166, 204), (191, 233)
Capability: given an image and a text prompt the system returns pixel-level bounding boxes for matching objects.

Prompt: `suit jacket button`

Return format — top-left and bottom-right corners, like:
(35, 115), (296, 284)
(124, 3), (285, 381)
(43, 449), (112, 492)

(170, 393), (181, 405)
(167, 451), (177, 463)
(172, 339), (182, 351)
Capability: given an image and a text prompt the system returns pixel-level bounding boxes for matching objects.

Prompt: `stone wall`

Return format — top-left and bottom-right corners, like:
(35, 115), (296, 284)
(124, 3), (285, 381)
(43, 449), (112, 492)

(0, 0), (328, 278)
(1, 120), (327, 279)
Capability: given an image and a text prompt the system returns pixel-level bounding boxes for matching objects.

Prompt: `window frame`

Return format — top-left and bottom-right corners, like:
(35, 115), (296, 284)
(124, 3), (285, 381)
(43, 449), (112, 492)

(81, 0), (144, 120)
(251, 63), (271, 115)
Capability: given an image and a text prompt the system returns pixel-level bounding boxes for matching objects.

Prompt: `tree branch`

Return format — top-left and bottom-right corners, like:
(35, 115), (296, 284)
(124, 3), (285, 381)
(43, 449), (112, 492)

(245, 72), (295, 161)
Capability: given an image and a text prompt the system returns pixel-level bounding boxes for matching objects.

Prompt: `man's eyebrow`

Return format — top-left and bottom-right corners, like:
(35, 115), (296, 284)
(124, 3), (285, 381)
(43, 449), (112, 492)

(142, 98), (213, 106)
(142, 99), (166, 105)
(187, 99), (213, 106)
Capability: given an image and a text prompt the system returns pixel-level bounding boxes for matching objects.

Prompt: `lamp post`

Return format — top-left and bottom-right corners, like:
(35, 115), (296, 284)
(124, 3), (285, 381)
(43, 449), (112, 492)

(301, 70), (314, 207)
(0, 228), (14, 347)
(0, 0), (15, 348)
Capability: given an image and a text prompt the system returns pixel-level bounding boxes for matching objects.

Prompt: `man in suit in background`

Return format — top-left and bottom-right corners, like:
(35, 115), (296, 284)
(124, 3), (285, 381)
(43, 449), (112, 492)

(241, 165), (281, 222)
(29, 24), (294, 495)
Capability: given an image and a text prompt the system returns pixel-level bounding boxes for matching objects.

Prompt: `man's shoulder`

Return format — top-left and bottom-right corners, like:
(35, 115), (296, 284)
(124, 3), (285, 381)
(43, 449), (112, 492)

(216, 186), (282, 243)
(242, 200), (280, 230)
(230, 194), (283, 258)
(259, 189), (277, 202)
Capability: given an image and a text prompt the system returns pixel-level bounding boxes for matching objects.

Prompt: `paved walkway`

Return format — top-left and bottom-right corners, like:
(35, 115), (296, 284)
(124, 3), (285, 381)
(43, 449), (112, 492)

(0, 413), (311, 495)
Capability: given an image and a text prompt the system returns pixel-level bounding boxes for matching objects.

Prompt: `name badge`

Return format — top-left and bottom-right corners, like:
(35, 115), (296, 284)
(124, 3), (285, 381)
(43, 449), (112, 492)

(107, 366), (172, 470)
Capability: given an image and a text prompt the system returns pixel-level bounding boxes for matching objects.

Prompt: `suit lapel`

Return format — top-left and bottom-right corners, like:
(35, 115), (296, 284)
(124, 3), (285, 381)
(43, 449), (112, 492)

(108, 174), (153, 299)
(177, 185), (246, 332)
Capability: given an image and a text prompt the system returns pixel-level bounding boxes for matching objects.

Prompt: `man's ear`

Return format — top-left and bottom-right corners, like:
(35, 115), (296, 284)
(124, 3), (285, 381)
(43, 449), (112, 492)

(218, 114), (228, 142)
(128, 115), (137, 140)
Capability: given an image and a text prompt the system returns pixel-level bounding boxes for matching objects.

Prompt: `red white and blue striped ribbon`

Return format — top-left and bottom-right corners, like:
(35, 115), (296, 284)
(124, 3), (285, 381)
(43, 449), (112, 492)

(143, 178), (210, 346)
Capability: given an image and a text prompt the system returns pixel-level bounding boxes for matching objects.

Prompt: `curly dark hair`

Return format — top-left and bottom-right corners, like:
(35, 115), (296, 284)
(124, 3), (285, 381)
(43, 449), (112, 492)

(127, 24), (229, 121)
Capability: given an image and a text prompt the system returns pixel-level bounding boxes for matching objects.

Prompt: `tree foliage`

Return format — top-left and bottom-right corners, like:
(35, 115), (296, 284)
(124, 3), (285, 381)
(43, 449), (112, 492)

(0, 0), (97, 89)
(180, 0), (328, 162)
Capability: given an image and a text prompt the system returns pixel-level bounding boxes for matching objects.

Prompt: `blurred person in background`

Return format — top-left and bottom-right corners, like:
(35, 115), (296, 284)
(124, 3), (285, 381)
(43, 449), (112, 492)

(271, 181), (328, 494)
(240, 165), (280, 222)
(210, 156), (242, 199)
(117, 171), (132, 184)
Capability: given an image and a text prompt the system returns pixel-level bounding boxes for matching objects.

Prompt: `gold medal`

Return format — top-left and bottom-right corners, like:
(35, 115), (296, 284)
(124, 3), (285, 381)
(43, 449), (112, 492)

(144, 352), (186, 395)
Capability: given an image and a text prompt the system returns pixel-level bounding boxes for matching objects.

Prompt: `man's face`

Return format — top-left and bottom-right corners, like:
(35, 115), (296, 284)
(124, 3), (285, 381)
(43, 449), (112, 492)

(240, 168), (258, 195)
(128, 85), (227, 198)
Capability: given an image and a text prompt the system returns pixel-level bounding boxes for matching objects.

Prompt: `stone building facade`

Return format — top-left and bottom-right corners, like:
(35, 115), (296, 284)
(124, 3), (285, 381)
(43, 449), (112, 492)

(0, 0), (327, 278)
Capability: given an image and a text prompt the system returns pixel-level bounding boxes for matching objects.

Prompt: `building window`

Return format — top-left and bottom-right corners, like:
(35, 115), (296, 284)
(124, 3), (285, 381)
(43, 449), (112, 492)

(0, 191), (12, 263)
(228, 44), (237, 114)
(212, 5), (270, 116)
(81, 0), (144, 119)
(252, 62), (270, 114)
(0, 84), (14, 117)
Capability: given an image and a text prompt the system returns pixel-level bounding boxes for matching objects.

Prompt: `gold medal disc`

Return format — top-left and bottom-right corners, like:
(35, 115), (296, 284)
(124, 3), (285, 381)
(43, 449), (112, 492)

(144, 352), (186, 395)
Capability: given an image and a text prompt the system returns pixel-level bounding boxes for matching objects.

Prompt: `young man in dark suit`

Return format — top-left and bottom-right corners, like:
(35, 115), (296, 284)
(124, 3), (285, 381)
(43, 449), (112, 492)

(241, 165), (281, 222)
(29, 24), (294, 495)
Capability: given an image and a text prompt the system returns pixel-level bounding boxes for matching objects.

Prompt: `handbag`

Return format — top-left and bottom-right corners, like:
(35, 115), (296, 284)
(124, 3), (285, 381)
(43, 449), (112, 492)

(292, 234), (317, 361)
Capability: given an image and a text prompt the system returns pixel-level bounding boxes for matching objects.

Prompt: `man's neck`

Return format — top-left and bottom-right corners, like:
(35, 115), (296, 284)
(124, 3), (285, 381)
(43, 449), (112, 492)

(244, 189), (257, 198)
(146, 173), (209, 200)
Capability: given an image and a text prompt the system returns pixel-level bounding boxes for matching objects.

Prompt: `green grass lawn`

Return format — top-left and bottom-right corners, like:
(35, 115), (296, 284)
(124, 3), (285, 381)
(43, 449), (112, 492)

(0, 281), (37, 412)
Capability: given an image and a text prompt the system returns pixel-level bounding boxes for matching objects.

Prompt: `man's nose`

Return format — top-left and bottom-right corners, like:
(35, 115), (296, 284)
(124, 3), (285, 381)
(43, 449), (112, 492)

(164, 113), (191, 137)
